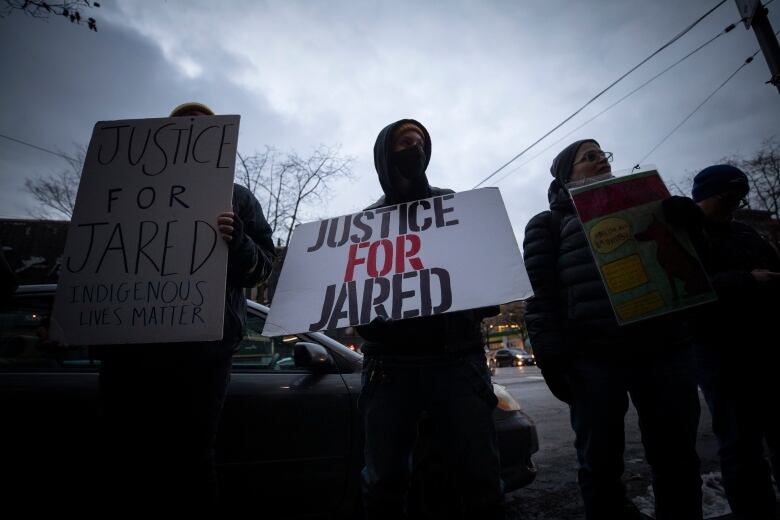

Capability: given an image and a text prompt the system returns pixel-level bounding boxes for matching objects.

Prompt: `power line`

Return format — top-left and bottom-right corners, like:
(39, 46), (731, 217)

(0, 132), (74, 162)
(472, 0), (729, 189)
(633, 49), (765, 168)
(492, 22), (737, 186)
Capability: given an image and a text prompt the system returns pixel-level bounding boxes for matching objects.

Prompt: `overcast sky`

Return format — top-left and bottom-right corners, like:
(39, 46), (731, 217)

(1, 0), (778, 245)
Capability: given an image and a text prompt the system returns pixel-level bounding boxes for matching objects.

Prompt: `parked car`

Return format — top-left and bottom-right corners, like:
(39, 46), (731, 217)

(1, 285), (538, 517)
(491, 347), (536, 368)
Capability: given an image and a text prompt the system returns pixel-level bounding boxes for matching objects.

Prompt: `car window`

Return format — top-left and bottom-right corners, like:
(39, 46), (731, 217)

(0, 294), (99, 370)
(232, 312), (309, 371)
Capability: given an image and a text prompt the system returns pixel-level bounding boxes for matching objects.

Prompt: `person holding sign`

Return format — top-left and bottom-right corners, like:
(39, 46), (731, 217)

(356, 119), (503, 519)
(522, 140), (702, 520)
(98, 102), (276, 511)
(664, 165), (780, 520)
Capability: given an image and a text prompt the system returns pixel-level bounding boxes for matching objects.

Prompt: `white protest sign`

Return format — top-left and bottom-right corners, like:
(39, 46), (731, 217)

(51, 115), (240, 345)
(262, 187), (532, 336)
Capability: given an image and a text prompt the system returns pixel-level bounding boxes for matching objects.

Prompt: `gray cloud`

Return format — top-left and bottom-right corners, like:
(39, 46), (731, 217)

(1, 0), (778, 244)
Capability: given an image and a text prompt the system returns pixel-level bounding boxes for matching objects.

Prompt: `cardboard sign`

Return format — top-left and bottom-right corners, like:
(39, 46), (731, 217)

(569, 169), (717, 325)
(262, 188), (532, 336)
(51, 115), (240, 345)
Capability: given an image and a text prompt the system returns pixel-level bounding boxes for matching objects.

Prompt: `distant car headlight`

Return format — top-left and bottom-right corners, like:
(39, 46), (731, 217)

(493, 383), (521, 412)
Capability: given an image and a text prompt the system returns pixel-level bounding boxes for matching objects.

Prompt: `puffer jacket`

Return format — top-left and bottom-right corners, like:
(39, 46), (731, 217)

(357, 119), (498, 356)
(522, 179), (689, 367)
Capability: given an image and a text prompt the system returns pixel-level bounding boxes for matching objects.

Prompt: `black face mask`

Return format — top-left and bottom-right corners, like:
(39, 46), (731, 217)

(391, 145), (426, 180)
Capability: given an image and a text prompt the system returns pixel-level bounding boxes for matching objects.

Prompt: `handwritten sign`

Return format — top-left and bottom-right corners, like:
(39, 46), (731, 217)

(262, 188), (533, 336)
(569, 169), (716, 325)
(50, 115), (240, 345)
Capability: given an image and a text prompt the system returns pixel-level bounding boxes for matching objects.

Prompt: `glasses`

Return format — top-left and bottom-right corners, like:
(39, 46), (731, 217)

(573, 150), (613, 166)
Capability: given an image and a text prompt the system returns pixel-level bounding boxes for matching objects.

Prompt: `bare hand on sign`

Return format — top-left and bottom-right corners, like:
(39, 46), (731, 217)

(217, 212), (237, 243)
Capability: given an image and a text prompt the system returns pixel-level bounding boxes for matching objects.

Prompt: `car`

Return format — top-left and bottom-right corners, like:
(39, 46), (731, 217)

(1, 285), (538, 517)
(491, 347), (536, 368)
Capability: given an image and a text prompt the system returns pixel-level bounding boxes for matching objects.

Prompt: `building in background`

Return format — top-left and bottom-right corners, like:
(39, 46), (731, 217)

(482, 301), (529, 353)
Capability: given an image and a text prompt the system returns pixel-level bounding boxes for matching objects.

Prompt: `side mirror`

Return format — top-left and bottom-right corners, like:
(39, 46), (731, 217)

(293, 342), (336, 372)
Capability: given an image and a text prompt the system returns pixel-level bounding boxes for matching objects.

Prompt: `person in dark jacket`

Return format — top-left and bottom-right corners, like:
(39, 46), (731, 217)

(98, 102), (276, 512)
(522, 139), (702, 520)
(357, 119), (503, 519)
(664, 164), (780, 520)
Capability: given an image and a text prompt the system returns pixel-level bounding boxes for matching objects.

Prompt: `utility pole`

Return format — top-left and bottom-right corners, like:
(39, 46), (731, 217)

(735, 0), (780, 94)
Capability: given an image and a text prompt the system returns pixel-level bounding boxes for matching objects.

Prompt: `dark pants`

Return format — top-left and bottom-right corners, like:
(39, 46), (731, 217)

(98, 341), (234, 512)
(568, 347), (702, 520)
(360, 352), (505, 520)
(696, 343), (780, 520)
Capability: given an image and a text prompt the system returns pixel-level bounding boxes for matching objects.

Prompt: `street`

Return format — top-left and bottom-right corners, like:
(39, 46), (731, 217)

(494, 366), (740, 520)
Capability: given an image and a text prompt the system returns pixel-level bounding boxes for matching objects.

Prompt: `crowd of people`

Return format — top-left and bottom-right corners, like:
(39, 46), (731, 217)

(2, 105), (778, 520)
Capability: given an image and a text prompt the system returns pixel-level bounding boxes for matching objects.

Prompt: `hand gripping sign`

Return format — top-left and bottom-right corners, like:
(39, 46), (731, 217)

(51, 115), (240, 345)
(262, 188), (533, 337)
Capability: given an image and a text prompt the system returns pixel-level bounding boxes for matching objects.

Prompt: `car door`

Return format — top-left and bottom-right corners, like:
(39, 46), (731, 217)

(0, 291), (102, 509)
(216, 309), (353, 517)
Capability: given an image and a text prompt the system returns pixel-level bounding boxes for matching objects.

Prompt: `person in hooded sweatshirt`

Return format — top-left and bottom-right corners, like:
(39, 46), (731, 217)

(522, 139), (702, 520)
(356, 119), (504, 519)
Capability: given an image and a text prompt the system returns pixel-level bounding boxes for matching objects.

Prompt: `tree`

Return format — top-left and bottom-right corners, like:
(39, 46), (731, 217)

(23, 144), (84, 219)
(730, 137), (780, 219)
(235, 145), (354, 247)
(1, 1), (99, 31)
(668, 137), (780, 219)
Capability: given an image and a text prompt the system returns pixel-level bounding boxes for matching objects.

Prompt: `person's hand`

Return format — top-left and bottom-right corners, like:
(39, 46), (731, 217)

(751, 269), (780, 283)
(662, 196), (702, 227)
(217, 212), (245, 250)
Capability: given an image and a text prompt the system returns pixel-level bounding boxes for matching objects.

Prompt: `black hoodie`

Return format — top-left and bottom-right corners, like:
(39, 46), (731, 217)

(357, 119), (497, 356)
(366, 118), (438, 208)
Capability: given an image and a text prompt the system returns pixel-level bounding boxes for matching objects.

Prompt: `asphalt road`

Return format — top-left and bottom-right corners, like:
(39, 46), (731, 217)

(493, 365), (739, 520)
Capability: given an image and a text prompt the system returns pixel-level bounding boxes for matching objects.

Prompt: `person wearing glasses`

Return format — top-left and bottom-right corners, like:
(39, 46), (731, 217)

(522, 139), (703, 520)
(663, 164), (780, 519)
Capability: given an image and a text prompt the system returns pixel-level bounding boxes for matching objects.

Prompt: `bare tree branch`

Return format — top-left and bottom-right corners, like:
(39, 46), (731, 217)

(23, 144), (85, 219)
(234, 144), (354, 247)
(1, 0), (99, 31)
(727, 137), (780, 219)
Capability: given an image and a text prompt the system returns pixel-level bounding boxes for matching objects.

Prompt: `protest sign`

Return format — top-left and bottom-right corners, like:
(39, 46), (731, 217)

(569, 169), (717, 325)
(262, 187), (532, 337)
(50, 115), (240, 345)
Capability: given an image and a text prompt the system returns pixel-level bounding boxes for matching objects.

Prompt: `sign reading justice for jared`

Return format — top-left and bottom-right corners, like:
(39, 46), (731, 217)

(51, 115), (240, 345)
(262, 188), (533, 337)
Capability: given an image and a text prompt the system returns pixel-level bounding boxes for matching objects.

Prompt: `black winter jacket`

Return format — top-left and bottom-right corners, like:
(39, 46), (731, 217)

(523, 180), (689, 367)
(670, 202), (780, 350)
(224, 183), (276, 344)
(357, 119), (497, 356)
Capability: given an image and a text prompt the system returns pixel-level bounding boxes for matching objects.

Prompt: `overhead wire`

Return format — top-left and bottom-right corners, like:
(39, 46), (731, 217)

(633, 29), (779, 168)
(491, 21), (737, 186)
(0, 133), (75, 162)
(472, 0), (729, 188)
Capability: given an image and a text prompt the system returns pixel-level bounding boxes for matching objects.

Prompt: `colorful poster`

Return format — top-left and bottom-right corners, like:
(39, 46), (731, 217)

(262, 188), (533, 336)
(569, 169), (716, 324)
(51, 115), (240, 345)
